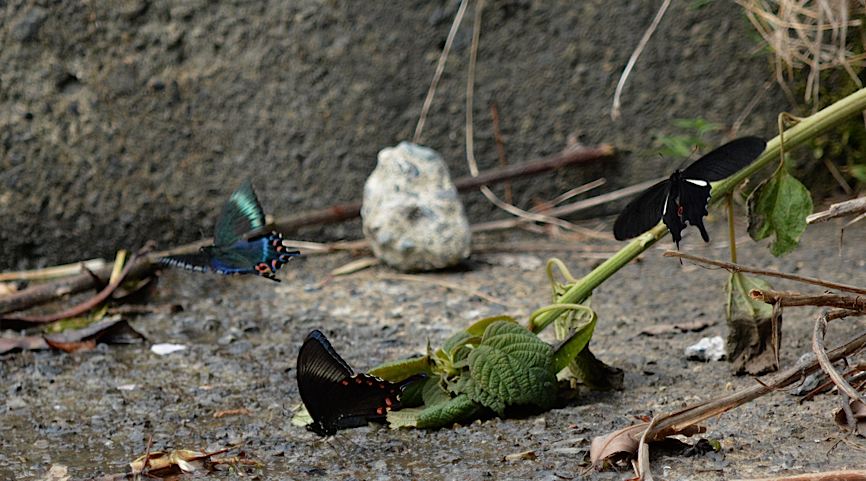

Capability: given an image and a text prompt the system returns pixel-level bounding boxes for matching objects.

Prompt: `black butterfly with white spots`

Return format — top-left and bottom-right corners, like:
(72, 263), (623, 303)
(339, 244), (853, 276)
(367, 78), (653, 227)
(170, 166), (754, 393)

(613, 136), (766, 247)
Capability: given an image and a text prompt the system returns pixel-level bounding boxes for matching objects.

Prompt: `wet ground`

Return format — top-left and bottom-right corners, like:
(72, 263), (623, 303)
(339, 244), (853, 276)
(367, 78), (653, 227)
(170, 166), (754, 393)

(1, 219), (865, 480)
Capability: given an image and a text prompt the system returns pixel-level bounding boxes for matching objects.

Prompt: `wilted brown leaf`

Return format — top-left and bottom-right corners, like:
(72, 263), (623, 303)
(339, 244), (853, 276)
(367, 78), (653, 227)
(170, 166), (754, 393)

(130, 446), (238, 478)
(43, 338), (97, 353)
(834, 399), (866, 437)
(0, 335), (49, 355)
(590, 421), (706, 468)
(503, 450), (537, 461)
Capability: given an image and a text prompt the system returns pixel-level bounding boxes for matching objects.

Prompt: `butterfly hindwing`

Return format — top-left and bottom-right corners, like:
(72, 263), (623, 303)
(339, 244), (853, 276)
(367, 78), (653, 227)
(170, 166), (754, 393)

(297, 330), (420, 436)
(158, 253), (213, 273)
(214, 180), (267, 246)
(206, 233), (299, 281)
(681, 136), (766, 182)
(612, 179), (671, 241)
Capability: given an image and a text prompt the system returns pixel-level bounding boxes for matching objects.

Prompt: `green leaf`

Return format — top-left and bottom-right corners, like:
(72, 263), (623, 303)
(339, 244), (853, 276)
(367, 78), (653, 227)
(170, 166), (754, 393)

(386, 407), (421, 429)
(416, 394), (484, 429)
(369, 355), (430, 381)
(552, 310), (597, 373)
(291, 405), (313, 428)
(466, 321), (556, 415)
(850, 164), (866, 183)
(421, 378), (452, 407)
(567, 347), (624, 390)
(747, 166), (813, 256)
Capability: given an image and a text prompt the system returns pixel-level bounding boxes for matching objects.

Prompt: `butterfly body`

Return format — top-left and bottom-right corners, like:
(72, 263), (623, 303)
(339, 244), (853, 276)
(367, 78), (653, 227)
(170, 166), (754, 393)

(297, 330), (424, 436)
(159, 181), (299, 281)
(613, 137), (766, 247)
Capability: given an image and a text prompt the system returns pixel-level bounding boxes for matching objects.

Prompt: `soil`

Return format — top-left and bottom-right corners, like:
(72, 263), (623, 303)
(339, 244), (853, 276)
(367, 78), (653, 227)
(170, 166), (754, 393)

(0, 0), (784, 270)
(1, 219), (865, 480)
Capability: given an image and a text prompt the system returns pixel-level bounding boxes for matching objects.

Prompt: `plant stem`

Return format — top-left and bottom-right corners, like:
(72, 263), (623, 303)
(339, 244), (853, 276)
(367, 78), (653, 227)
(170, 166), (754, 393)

(727, 195), (737, 263)
(531, 87), (866, 334)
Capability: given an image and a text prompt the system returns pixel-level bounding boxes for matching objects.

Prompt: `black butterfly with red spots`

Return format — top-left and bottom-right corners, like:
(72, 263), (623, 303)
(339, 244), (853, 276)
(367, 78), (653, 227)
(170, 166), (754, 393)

(296, 330), (425, 436)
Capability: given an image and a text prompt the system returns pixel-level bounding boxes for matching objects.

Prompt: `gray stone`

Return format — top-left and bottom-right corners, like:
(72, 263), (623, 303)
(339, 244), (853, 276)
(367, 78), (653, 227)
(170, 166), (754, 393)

(361, 142), (471, 272)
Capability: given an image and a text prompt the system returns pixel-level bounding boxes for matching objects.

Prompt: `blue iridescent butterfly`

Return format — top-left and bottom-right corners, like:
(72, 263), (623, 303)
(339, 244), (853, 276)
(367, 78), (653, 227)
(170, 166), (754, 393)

(159, 181), (299, 282)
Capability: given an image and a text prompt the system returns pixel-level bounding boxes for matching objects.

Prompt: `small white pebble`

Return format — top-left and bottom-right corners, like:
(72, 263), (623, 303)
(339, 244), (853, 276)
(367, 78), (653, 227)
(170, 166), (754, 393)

(151, 343), (187, 355)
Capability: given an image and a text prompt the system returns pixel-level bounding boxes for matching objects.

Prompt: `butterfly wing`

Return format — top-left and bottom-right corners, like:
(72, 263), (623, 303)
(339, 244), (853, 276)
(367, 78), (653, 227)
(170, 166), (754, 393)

(297, 330), (418, 436)
(613, 179), (671, 240)
(213, 180), (267, 246)
(158, 253), (214, 273)
(682, 136), (766, 182)
(208, 233), (299, 281)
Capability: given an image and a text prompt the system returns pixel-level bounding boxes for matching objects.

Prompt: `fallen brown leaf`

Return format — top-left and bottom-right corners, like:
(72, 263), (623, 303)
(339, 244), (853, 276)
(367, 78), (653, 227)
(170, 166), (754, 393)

(590, 421), (705, 468)
(503, 450), (537, 461)
(213, 407), (252, 419)
(834, 399), (866, 437)
(0, 335), (49, 355)
(43, 338), (97, 353)
(130, 447), (233, 478)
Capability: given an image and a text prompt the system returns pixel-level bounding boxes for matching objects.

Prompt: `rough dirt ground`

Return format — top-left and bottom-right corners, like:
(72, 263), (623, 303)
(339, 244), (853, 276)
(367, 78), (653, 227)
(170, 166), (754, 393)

(0, 0), (784, 269)
(1, 219), (865, 480)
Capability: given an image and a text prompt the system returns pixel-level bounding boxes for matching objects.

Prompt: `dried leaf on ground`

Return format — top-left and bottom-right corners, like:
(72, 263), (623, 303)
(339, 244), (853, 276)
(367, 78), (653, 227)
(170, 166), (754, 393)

(128, 446), (238, 478)
(503, 450), (537, 461)
(834, 399), (866, 437)
(0, 335), (49, 355)
(590, 421), (705, 468)
(1, 318), (144, 355)
(44, 318), (145, 353)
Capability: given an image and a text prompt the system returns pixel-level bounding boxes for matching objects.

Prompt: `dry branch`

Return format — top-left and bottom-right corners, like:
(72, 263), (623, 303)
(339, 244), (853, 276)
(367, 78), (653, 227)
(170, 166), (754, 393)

(665, 251), (866, 295)
(733, 470), (866, 481)
(0, 258), (154, 317)
(1, 250), (153, 328)
(813, 310), (866, 407)
(807, 196), (866, 224)
(272, 143), (614, 233)
(751, 289), (866, 311)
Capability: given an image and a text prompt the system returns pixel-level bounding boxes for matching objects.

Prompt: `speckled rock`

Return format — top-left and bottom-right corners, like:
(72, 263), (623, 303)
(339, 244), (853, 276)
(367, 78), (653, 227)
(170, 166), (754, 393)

(361, 142), (471, 271)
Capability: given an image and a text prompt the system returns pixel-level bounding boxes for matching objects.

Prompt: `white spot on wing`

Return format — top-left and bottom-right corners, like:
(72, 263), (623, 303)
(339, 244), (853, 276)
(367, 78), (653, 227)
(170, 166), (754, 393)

(685, 179), (709, 186)
(662, 192), (670, 216)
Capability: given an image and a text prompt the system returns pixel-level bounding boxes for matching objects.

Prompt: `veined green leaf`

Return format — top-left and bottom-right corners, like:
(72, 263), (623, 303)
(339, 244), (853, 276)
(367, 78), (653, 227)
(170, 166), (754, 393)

(416, 394), (483, 429)
(466, 321), (556, 415)
(747, 165), (813, 256)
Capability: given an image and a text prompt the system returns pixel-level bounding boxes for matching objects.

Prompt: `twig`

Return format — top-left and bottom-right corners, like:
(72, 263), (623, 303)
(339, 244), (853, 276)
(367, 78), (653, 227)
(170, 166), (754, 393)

(732, 470), (866, 481)
(0, 258), (155, 316)
(472, 177), (661, 233)
(644, 312), (866, 445)
(462, 0), (594, 234)
(0, 259), (108, 282)
(610, 0), (671, 120)
(813, 310), (866, 407)
(751, 289), (866, 311)
(1, 247), (153, 328)
(490, 102), (512, 204)
(271, 143), (613, 234)
(807, 196), (866, 223)
(664, 251), (866, 295)
(413, 0), (470, 144)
